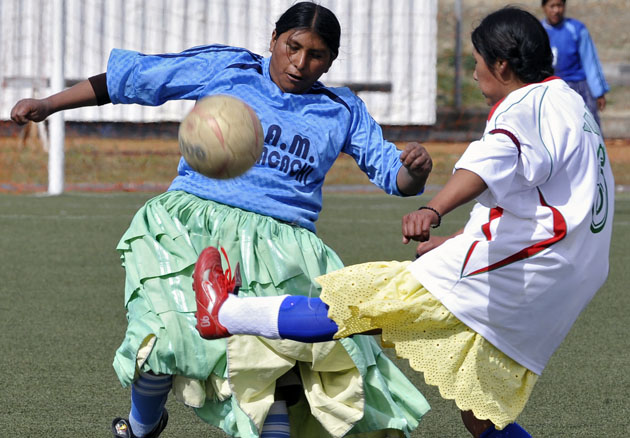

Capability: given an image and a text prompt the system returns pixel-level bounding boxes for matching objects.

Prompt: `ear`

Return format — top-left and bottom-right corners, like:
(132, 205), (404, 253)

(494, 59), (513, 81)
(495, 59), (508, 74)
(269, 30), (277, 52)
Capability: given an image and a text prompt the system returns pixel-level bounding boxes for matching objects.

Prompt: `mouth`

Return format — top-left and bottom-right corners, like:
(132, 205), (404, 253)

(286, 72), (304, 83)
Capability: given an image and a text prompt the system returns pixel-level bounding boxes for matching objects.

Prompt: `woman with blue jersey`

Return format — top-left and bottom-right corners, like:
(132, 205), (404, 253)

(541, 0), (609, 128)
(11, 3), (432, 438)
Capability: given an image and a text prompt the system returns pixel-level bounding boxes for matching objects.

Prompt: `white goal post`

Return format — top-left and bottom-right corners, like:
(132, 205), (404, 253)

(48, 0), (66, 195)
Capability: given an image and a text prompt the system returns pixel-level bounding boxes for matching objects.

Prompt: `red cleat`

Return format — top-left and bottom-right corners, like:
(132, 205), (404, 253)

(193, 246), (241, 339)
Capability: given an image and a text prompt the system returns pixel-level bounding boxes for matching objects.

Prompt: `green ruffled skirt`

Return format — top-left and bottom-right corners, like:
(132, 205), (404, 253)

(113, 190), (429, 438)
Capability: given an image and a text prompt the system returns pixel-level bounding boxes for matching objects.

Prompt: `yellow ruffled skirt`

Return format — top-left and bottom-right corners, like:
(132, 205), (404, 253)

(318, 261), (538, 429)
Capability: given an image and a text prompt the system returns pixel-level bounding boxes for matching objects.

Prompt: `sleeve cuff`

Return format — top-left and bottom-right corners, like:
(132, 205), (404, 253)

(88, 73), (111, 106)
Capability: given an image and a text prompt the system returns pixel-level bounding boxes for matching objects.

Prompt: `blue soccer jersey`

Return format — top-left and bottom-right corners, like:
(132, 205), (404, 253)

(106, 45), (412, 232)
(542, 18), (609, 99)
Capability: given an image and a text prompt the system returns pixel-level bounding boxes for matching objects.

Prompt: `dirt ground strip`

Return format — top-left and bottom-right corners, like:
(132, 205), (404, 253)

(1, 135), (629, 192)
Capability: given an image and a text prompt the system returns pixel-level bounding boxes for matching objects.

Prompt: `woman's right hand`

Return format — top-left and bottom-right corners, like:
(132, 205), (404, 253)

(414, 228), (463, 258)
(11, 98), (52, 125)
(402, 208), (439, 244)
(414, 235), (450, 258)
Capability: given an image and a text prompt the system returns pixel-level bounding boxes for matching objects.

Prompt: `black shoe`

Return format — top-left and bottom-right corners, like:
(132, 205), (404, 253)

(111, 409), (169, 438)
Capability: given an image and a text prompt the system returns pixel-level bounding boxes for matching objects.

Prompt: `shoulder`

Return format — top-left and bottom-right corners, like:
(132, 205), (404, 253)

(309, 81), (366, 113)
(539, 78), (585, 112)
(565, 17), (586, 28)
(178, 44), (263, 63)
(491, 82), (554, 127)
(564, 18), (588, 34)
(308, 82), (360, 114)
(493, 80), (583, 133)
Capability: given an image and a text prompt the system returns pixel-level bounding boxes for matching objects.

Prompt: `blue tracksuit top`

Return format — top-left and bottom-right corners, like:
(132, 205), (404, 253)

(106, 45), (413, 232)
(542, 18), (609, 98)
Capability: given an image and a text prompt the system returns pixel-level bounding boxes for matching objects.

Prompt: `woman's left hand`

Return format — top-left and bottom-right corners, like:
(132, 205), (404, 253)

(400, 142), (432, 177)
(397, 142), (432, 195)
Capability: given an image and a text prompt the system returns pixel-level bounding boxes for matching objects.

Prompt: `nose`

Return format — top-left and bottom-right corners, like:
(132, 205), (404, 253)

(292, 51), (307, 71)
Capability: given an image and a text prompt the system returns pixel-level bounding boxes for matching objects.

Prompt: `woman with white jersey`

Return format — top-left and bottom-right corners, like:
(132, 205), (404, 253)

(192, 7), (615, 438)
(10, 3), (433, 438)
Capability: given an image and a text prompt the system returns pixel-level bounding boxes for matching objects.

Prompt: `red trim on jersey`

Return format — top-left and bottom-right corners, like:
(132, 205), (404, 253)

(486, 76), (559, 120)
(481, 207), (504, 240)
(461, 190), (567, 277)
(489, 129), (521, 155)
(461, 241), (480, 278)
(487, 98), (505, 121)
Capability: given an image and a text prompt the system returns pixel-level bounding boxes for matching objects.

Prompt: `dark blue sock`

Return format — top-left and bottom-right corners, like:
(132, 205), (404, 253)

(129, 372), (172, 437)
(480, 423), (531, 438)
(260, 400), (290, 437)
(277, 296), (338, 342)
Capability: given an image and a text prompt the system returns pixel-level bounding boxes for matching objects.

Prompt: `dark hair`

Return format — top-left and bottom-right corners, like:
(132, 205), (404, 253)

(542, 0), (566, 5)
(472, 7), (554, 83)
(274, 2), (341, 60)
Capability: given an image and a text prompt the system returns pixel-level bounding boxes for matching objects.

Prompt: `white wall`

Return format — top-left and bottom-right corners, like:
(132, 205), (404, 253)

(0, 0), (437, 125)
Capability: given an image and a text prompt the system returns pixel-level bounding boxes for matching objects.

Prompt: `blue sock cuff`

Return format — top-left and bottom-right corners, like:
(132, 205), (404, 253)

(480, 423), (531, 438)
(277, 296), (338, 342)
(133, 373), (172, 396)
(129, 373), (172, 436)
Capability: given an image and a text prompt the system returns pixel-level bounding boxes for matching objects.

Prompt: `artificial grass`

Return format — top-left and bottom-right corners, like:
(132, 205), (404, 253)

(1, 191), (628, 437)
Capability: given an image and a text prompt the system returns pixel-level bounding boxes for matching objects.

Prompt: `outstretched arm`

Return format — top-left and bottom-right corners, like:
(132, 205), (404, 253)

(402, 169), (486, 243)
(10, 74), (106, 125)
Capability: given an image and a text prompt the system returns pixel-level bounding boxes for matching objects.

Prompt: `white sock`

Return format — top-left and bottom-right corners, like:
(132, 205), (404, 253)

(218, 294), (287, 338)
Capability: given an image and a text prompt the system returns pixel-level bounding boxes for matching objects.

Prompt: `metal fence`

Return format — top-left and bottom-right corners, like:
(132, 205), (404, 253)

(0, 0), (437, 125)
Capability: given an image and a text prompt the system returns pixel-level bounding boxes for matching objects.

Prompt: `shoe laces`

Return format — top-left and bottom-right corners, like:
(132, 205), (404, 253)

(220, 247), (241, 294)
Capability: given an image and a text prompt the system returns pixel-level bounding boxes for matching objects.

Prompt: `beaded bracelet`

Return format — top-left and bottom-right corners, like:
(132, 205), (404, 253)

(418, 206), (441, 228)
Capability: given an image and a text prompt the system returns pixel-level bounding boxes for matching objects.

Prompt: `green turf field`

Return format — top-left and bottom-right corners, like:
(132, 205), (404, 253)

(1, 191), (628, 437)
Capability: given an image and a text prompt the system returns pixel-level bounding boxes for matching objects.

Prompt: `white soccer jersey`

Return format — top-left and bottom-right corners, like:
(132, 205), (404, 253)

(408, 78), (614, 374)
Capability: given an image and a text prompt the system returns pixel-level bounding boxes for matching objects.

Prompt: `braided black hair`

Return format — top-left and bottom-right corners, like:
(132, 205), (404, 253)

(472, 7), (554, 83)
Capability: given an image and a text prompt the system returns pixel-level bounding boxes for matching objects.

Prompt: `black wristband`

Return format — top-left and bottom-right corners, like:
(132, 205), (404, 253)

(418, 206), (441, 228)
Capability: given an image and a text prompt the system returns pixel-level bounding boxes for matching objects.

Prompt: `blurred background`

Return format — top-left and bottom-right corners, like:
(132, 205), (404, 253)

(0, 0), (628, 192)
(436, 0), (630, 139)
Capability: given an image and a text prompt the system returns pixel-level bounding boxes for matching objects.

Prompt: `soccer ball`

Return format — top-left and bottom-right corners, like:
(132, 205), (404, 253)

(178, 95), (264, 179)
